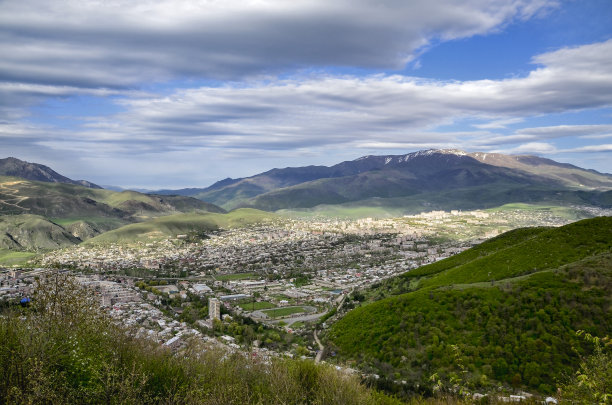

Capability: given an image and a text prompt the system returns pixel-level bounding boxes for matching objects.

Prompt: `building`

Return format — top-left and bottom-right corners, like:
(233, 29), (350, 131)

(209, 297), (221, 321)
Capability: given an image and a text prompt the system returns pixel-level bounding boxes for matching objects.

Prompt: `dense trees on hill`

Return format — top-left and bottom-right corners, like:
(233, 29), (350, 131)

(328, 217), (612, 397)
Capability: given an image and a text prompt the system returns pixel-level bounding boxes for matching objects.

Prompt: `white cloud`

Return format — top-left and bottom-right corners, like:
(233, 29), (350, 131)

(493, 142), (558, 154)
(0, 0), (556, 89)
(561, 144), (612, 153)
(57, 39), (612, 156)
(472, 118), (524, 129)
(516, 124), (612, 138)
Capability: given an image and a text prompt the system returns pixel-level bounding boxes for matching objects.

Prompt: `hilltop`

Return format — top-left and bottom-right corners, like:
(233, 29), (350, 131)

(327, 217), (612, 396)
(0, 157), (101, 188)
(155, 149), (612, 213)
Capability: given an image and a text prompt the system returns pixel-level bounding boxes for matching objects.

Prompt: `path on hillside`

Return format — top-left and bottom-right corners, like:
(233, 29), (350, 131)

(0, 182), (30, 211)
(314, 329), (325, 363)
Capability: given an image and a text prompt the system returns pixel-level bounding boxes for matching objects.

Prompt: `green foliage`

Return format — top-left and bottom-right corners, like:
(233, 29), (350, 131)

(329, 217), (612, 395)
(420, 216), (612, 287)
(0, 272), (401, 404)
(559, 331), (612, 404)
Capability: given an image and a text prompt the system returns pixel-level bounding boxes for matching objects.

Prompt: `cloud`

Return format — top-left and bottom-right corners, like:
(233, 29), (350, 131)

(516, 124), (612, 138)
(472, 118), (524, 129)
(492, 142), (558, 154)
(48, 39), (610, 156)
(561, 144), (612, 153)
(0, 0), (556, 90)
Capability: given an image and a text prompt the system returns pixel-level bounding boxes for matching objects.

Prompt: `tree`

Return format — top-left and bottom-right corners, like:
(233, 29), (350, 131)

(560, 331), (611, 404)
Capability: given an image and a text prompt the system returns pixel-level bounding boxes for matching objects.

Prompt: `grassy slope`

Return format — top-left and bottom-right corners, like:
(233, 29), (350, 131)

(0, 250), (36, 266)
(419, 216), (611, 287)
(85, 209), (276, 244)
(0, 214), (81, 250)
(0, 176), (227, 251)
(328, 217), (612, 394)
(0, 176), (223, 218)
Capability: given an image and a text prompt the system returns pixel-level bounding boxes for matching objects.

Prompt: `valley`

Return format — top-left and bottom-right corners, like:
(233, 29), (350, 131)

(1, 152), (611, 403)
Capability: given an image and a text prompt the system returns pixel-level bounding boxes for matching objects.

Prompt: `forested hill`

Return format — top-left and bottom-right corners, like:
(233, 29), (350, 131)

(327, 217), (612, 396)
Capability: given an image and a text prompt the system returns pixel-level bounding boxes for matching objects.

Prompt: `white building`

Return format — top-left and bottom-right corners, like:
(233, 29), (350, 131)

(209, 297), (221, 321)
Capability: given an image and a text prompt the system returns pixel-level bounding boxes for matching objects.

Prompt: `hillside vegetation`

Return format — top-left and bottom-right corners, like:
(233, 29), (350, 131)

(328, 217), (612, 396)
(86, 209), (276, 244)
(0, 176), (223, 218)
(0, 176), (226, 253)
(0, 273), (402, 404)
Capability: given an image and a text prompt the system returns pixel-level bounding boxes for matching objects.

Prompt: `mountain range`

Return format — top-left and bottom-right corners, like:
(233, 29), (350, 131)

(1, 150), (611, 252)
(155, 149), (612, 213)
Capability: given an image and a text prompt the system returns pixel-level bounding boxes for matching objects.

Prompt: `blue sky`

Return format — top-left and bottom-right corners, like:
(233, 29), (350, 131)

(1, 0), (611, 188)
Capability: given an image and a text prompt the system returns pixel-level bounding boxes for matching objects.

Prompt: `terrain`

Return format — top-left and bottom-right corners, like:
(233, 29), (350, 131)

(156, 150), (612, 213)
(327, 216), (612, 396)
(0, 173), (226, 257)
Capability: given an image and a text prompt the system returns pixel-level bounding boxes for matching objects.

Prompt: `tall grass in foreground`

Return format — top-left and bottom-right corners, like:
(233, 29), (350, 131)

(0, 272), (402, 404)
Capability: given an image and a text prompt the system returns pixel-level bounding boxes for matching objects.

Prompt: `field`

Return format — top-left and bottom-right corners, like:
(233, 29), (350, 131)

(263, 306), (309, 318)
(216, 272), (259, 281)
(238, 301), (276, 311)
(0, 250), (36, 266)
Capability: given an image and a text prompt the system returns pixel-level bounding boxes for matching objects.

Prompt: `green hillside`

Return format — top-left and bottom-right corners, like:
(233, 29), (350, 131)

(328, 217), (612, 396)
(0, 214), (80, 251)
(86, 209), (276, 244)
(0, 176), (224, 218)
(0, 176), (226, 252)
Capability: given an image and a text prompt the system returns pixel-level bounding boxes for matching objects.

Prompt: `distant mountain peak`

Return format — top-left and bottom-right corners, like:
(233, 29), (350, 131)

(0, 157), (102, 188)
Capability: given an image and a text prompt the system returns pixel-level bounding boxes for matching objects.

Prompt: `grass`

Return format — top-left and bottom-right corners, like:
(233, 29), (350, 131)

(215, 272), (258, 281)
(238, 301), (276, 311)
(420, 216), (612, 288)
(0, 250), (36, 266)
(263, 306), (309, 318)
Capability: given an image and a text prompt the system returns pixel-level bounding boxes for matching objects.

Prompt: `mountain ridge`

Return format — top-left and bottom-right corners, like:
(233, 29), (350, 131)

(0, 157), (102, 189)
(151, 149), (612, 211)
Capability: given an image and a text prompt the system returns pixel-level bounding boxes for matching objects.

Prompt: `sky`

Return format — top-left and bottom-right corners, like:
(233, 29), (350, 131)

(1, 0), (612, 189)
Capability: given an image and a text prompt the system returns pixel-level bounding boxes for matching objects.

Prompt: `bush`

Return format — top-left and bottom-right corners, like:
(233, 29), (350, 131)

(559, 331), (612, 404)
